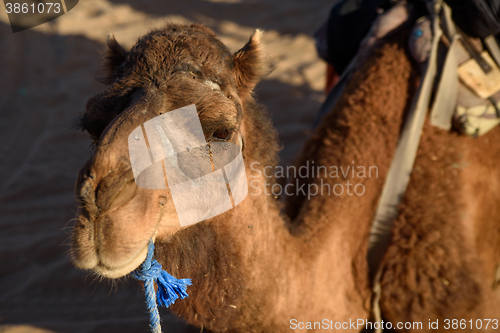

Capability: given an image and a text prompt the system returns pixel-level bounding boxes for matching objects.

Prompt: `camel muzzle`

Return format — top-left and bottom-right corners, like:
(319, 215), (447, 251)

(72, 165), (159, 277)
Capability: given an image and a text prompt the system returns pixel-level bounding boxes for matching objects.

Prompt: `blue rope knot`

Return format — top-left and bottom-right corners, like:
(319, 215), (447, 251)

(131, 260), (162, 281)
(131, 240), (192, 333)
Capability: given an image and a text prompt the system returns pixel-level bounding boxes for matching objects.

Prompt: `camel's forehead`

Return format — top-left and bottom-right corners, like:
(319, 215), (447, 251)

(128, 27), (233, 71)
(79, 25), (242, 144)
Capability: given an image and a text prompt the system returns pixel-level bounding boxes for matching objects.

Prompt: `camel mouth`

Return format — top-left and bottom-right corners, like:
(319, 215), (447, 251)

(89, 208), (163, 279)
(72, 186), (165, 279)
(92, 243), (150, 279)
(71, 217), (156, 278)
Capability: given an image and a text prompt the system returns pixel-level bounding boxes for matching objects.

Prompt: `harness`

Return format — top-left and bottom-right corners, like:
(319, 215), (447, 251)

(369, 1), (500, 329)
(316, 0), (500, 329)
(368, 2), (447, 329)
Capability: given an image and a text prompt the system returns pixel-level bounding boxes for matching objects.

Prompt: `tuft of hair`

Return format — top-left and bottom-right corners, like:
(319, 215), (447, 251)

(233, 30), (268, 98)
(98, 34), (127, 85)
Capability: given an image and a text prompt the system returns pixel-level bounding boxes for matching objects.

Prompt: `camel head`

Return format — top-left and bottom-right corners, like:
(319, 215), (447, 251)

(71, 24), (274, 279)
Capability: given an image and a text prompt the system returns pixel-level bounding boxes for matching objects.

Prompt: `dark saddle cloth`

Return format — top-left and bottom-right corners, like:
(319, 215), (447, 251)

(317, 0), (500, 73)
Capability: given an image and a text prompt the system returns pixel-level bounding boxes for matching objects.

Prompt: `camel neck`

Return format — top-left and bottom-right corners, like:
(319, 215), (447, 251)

(286, 40), (417, 241)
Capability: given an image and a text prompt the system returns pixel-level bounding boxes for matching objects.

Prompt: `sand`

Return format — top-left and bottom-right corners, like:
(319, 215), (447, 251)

(0, 0), (331, 331)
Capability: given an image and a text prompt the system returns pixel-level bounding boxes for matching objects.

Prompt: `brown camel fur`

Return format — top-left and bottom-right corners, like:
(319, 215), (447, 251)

(284, 28), (500, 332)
(72, 23), (368, 332)
(72, 22), (500, 332)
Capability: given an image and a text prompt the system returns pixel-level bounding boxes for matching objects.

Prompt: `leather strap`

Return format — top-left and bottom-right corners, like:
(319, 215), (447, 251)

(484, 35), (500, 68)
(368, 1), (443, 330)
(430, 4), (459, 129)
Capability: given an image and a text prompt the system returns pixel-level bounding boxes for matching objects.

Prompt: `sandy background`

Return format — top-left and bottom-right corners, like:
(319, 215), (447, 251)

(0, 0), (331, 332)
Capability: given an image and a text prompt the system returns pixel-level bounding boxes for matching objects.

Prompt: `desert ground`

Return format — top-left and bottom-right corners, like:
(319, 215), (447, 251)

(0, 0), (331, 332)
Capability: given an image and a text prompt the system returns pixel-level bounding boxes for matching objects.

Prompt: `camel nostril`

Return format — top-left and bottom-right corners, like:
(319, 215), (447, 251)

(78, 175), (98, 217)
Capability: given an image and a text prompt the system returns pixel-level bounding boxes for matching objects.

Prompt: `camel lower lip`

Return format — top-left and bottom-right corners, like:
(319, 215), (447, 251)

(93, 243), (150, 279)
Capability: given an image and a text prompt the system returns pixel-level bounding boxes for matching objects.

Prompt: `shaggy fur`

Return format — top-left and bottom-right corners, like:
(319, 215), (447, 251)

(284, 26), (500, 332)
(379, 122), (500, 328)
(284, 32), (418, 315)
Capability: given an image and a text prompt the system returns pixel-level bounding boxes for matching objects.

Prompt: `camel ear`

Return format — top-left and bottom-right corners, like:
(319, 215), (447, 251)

(233, 30), (266, 97)
(98, 34), (127, 84)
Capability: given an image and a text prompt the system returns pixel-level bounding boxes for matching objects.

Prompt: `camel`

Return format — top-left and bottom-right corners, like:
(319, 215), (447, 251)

(71, 23), (369, 332)
(71, 21), (500, 332)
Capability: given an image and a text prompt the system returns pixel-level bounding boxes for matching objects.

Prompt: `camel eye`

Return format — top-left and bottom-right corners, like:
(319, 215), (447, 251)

(212, 129), (232, 141)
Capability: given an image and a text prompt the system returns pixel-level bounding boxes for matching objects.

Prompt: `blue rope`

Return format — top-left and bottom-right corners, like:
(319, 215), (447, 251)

(131, 240), (192, 333)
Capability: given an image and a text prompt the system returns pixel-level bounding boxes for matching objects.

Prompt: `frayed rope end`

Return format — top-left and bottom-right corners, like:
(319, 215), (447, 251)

(157, 270), (192, 308)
